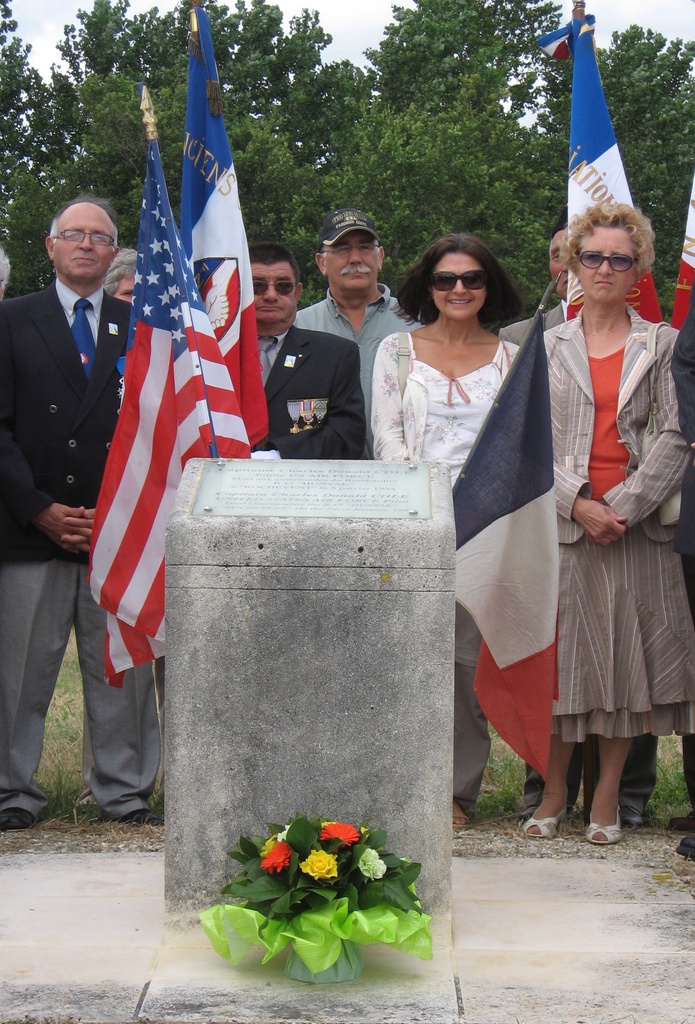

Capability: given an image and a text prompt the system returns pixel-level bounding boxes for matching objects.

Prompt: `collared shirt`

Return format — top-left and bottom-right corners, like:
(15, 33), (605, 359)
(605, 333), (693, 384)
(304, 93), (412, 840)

(295, 284), (412, 456)
(55, 279), (104, 345)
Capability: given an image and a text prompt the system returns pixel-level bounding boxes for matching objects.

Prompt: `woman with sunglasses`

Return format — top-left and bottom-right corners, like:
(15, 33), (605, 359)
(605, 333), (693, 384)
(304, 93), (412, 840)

(371, 233), (522, 828)
(524, 201), (695, 845)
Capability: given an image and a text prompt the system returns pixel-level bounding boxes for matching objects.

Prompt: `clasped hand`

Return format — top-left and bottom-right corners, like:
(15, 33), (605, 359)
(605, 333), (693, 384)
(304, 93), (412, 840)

(571, 496), (627, 546)
(32, 504), (95, 554)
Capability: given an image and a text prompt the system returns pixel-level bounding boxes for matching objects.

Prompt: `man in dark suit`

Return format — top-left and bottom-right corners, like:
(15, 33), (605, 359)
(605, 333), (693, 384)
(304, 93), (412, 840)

(0, 195), (160, 831)
(249, 241), (365, 459)
(668, 283), (695, 855)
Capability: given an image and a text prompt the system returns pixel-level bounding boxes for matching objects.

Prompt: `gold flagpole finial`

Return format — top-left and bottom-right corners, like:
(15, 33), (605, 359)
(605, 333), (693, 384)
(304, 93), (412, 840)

(572, 1), (586, 20)
(140, 83), (158, 141)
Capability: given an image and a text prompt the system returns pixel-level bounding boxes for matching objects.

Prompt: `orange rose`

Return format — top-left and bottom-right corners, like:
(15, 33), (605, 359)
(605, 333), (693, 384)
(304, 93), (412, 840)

(260, 841), (292, 873)
(320, 821), (360, 846)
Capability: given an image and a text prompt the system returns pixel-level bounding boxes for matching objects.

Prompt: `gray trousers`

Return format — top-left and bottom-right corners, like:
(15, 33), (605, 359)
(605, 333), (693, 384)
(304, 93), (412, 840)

(0, 560), (160, 819)
(453, 604), (489, 810)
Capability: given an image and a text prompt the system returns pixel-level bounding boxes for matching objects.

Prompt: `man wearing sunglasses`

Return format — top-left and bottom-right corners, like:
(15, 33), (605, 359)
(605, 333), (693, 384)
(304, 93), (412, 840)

(0, 195), (160, 832)
(250, 241), (365, 459)
(295, 208), (412, 456)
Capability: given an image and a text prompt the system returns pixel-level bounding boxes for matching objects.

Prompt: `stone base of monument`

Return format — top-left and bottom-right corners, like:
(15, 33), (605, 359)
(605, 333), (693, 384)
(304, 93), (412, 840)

(140, 918), (459, 1023)
(160, 459), (458, 1021)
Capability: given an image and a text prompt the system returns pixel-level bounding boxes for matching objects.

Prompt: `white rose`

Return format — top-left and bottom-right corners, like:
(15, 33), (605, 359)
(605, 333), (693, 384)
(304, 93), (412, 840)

(358, 848), (387, 879)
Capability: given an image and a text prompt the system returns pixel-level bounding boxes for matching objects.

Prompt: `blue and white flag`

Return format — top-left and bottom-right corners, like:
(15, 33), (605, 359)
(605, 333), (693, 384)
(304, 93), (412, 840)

(540, 9), (662, 321)
(181, 2), (267, 445)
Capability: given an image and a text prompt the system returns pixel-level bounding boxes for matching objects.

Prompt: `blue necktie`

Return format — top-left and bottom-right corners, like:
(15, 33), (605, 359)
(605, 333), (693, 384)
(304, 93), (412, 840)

(71, 298), (95, 378)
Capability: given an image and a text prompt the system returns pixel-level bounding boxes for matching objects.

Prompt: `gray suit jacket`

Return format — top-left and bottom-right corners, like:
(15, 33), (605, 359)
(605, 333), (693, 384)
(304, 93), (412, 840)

(545, 306), (687, 545)
(499, 302), (564, 344)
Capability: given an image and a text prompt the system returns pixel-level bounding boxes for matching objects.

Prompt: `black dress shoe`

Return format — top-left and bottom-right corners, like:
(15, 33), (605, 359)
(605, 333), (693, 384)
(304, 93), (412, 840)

(116, 809), (163, 826)
(668, 809), (695, 832)
(619, 806), (643, 828)
(675, 836), (695, 859)
(517, 805), (539, 822)
(0, 807), (36, 832)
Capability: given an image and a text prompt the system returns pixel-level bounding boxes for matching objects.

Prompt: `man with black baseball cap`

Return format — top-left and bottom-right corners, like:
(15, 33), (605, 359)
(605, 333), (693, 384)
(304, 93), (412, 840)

(295, 207), (411, 455)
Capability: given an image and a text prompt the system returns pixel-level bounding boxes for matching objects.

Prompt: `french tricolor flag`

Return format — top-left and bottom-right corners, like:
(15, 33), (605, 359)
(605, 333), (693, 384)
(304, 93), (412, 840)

(540, 9), (662, 323)
(453, 316), (558, 776)
(537, 13), (594, 59)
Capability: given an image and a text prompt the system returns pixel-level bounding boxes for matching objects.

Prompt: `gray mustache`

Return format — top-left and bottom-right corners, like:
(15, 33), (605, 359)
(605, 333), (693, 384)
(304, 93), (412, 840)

(340, 264), (372, 276)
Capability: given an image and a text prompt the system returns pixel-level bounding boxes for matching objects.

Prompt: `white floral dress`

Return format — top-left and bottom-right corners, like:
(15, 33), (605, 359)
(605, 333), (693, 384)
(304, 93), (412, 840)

(371, 332), (516, 484)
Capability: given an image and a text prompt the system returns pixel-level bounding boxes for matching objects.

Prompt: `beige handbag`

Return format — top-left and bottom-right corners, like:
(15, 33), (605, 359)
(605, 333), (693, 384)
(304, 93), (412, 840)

(641, 323), (680, 526)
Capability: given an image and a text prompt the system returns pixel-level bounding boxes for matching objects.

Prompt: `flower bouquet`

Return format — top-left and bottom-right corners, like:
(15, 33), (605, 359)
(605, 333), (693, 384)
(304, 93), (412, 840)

(200, 813), (432, 984)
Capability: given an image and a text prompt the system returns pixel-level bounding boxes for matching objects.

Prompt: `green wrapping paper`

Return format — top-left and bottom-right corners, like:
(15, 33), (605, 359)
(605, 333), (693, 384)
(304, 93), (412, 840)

(200, 896), (433, 979)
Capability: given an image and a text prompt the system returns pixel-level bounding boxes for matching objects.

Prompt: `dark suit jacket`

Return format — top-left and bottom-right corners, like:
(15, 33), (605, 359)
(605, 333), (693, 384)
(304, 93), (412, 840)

(0, 282), (130, 563)
(672, 286), (695, 555)
(261, 324), (366, 459)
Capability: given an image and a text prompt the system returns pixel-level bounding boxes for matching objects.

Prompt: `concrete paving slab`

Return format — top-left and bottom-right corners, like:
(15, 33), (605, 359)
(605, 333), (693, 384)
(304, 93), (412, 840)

(0, 853), (162, 1023)
(2, 851), (694, 1023)
(453, 858), (695, 1024)
(142, 925), (459, 1023)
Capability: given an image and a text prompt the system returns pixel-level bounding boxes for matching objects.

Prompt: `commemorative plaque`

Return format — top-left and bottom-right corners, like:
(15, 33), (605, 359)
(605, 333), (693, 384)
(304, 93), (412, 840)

(191, 459), (433, 519)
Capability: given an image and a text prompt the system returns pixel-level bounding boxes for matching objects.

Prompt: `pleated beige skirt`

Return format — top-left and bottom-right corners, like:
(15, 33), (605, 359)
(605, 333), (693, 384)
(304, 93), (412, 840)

(555, 526), (695, 741)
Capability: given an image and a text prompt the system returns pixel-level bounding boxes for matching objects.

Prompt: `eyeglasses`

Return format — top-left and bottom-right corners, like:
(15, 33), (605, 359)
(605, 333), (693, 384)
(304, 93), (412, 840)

(252, 278), (296, 296)
(430, 270), (487, 291)
(578, 251), (636, 272)
(53, 229), (115, 247)
(323, 242), (379, 258)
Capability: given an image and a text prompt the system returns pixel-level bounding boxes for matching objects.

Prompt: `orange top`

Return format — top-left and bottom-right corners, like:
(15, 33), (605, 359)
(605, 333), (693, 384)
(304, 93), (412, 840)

(588, 347), (626, 499)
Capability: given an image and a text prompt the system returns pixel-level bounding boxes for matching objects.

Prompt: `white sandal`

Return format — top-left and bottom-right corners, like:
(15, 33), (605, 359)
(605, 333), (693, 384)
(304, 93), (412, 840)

(586, 810), (621, 845)
(521, 808), (566, 839)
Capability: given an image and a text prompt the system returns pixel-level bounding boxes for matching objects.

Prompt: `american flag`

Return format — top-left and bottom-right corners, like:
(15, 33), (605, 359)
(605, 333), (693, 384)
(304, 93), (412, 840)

(90, 136), (250, 683)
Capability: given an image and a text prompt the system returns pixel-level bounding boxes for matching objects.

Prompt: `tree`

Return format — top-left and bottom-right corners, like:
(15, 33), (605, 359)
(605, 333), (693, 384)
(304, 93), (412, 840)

(598, 27), (695, 311)
(367, 0), (562, 118)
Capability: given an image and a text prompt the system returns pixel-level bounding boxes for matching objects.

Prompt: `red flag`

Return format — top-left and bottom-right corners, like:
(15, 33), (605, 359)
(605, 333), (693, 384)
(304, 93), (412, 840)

(672, 173), (695, 330)
(90, 136), (250, 683)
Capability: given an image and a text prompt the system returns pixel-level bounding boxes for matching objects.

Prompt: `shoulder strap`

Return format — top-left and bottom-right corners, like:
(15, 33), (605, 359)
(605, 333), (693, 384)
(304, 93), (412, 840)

(397, 332), (410, 398)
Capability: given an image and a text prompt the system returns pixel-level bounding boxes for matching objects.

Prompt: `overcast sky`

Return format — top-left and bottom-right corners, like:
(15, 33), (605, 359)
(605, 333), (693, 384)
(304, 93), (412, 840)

(12, 1), (695, 79)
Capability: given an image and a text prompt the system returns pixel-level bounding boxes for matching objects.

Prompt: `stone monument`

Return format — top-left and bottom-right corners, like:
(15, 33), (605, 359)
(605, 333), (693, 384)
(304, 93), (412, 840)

(154, 458), (459, 1020)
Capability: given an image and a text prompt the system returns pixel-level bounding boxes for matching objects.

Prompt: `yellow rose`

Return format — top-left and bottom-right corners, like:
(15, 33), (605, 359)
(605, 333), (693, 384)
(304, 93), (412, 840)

(300, 849), (338, 881)
(260, 836), (278, 858)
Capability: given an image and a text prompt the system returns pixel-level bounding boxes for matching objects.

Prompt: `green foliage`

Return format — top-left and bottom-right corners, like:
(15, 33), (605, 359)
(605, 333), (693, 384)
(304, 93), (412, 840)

(0, 0), (694, 315)
(222, 813), (423, 919)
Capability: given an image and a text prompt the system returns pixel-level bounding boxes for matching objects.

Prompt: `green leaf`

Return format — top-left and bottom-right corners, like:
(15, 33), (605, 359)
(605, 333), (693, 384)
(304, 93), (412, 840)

(400, 861), (422, 886)
(285, 815), (318, 856)
(239, 835), (262, 859)
(231, 875), (287, 902)
(358, 881), (385, 909)
(366, 829), (388, 849)
(344, 882), (359, 913)
(383, 878), (421, 914)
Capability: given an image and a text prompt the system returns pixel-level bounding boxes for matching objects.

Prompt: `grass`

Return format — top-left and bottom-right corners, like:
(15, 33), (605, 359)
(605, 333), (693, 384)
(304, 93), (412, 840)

(37, 637), (692, 828)
(469, 732), (692, 828)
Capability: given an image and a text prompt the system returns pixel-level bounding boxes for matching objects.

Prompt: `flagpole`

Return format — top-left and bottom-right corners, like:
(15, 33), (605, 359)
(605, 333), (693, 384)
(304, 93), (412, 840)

(138, 83), (222, 459)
